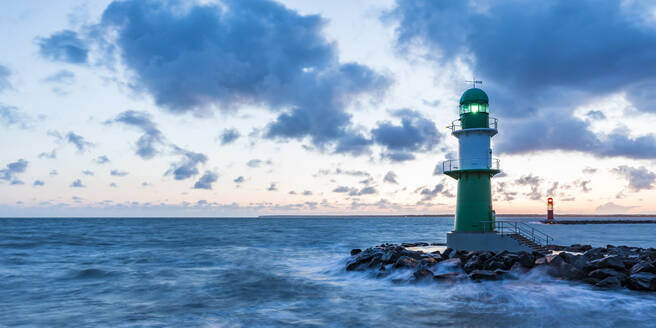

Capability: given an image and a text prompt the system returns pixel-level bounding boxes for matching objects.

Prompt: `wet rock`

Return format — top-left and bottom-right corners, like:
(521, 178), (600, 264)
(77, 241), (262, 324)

(627, 272), (656, 291)
(463, 256), (483, 273)
(440, 258), (462, 268)
(588, 268), (627, 283)
(631, 261), (656, 274)
(442, 248), (455, 259)
(350, 249), (362, 256)
(394, 256), (419, 269)
(433, 272), (467, 281)
(564, 244), (592, 253)
(420, 257), (438, 267)
(469, 269), (501, 281)
(583, 248), (606, 261)
(413, 268), (434, 281)
(517, 251), (535, 268)
(585, 255), (626, 272)
(595, 276), (622, 289)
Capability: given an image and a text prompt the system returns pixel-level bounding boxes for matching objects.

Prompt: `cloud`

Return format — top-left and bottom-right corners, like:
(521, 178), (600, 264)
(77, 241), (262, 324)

(37, 30), (89, 64)
(315, 168), (370, 177)
(109, 110), (164, 159)
(612, 165), (656, 192)
(234, 176), (245, 184)
(57, 0), (389, 152)
(38, 149), (57, 159)
(109, 182), (117, 188)
(0, 159), (28, 184)
(595, 202), (636, 214)
(193, 171), (218, 190)
(267, 183), (278, 191)
(389, 0), (656, 159)
(383, 171), (398, 184)
(43, 69), (75, 84)
(0, 106), (31, 129)
(166, 146), (207, 180)
(332, 186), (350, 193)
(247, 159), (272, 168)
(585, 110), (606, 120)
(110, 169), (129, 177)
(219, 128), (240, 145)
(0, 65), (11, 93)
(49, 170), (58, 176)
(371, 109), (441, 162)
(33, 180), (45, 187)
(418, 182), (454, 201)
(66, 131), (93, 152)
(302, 190), (312, 196)
(70, 179), (85, 188)
(351, 186), (377, 196)
(82, 170), (94, 176)
(95, 155), (110, 164)
(582, 167), (597, 174)
(515, 175), (542, 200)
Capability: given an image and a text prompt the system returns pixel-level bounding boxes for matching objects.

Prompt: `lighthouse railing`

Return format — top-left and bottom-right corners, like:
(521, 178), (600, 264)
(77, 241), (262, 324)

(448, 117), (498, 132)
(482, 220), (553, 246)
(441, 158), (500, 173)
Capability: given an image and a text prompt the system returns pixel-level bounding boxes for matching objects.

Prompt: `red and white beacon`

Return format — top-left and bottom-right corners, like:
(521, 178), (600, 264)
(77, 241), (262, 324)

(547, 197), (554, 222)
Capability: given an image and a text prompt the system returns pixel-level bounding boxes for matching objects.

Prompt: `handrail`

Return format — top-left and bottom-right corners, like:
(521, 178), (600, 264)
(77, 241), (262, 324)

(481, 220), (553, 246)
(448, 117), (498, 132)
(442, 158), (500, 172)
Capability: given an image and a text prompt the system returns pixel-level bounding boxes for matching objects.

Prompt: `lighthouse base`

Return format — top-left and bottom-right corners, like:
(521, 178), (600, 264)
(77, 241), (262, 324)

(447, 231), (533, 252)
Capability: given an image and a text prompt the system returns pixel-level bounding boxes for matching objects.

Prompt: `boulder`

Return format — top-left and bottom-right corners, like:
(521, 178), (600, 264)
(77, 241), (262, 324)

(394, 256), (419, 269)
(442, 248), (455, 259)
(565, 244), (592, 253)
(595, 276), (622, 289)
(517, 251), (535, 268)
(441, 258), (462, 268)
(413, 268), (434, 282)
(586, 255), (626, 272)
(433, 272), (467, 281)
(350, 249), (362, 256)
(630, 261), (656, 275)
(468, 269), (500, 281)
(583, 248), (606, 261)
(587, 268), (627, 283)
(627, 272), (656, 291)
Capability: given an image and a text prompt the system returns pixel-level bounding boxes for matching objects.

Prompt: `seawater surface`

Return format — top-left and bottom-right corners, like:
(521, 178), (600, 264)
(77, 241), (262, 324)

(1, 217), (656, 327)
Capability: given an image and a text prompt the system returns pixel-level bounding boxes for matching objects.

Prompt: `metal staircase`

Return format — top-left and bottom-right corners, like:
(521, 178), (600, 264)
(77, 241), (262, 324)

(482, 221), (553, 254)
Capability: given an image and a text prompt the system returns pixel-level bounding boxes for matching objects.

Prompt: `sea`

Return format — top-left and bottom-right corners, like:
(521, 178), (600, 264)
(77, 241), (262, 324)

(1, 216), (656, 327)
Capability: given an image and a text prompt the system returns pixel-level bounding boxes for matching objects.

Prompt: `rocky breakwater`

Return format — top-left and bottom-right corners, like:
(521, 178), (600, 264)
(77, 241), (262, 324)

(346, 244), (656, 291)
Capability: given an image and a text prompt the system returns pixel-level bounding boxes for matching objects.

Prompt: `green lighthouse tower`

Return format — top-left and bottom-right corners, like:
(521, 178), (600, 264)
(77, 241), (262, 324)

(443, 85), (532, 252)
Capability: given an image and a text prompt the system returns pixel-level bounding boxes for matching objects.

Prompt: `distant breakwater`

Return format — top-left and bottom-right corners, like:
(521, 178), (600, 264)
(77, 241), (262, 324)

(543, 220), (656, 225)
(346, 243), (656, 291)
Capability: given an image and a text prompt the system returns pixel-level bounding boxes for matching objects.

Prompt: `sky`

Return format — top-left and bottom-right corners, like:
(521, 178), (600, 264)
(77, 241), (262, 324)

(1, 0), (656, 217)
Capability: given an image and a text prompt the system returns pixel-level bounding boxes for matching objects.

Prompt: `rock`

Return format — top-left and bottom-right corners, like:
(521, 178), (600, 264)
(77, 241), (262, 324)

(433, 272), (467, 281)
(413, 268), (434, 281)
(565, 244), (592, 253)
(534, 256), (548, 266)
(463, 256), (483, 273)
(586, 255), (626, 272)
(382, 249), (402, 264)
(595, 276), (622, 289)
(587, 268), (627, 283)
(420, 257), (438, 267)
(631, 261), (656, 274)
(394, 256), (419, 269)
(627, 272), (656, 291)
(350, 249), (362, 256)
(583, 248), (605, 261)
(442, 248), (455, 258)
(486, 259), (507, 271)
(440, 258), (462, 268)
(468, 269), (500, 281)
(517, 251), (535, 268)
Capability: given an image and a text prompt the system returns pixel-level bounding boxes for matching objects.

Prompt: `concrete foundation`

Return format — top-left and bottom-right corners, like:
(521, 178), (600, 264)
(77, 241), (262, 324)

(446, 231), (533, 252)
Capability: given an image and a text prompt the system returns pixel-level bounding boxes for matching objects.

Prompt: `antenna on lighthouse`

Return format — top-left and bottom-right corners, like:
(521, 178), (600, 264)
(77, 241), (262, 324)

(465, 79), (483, 88)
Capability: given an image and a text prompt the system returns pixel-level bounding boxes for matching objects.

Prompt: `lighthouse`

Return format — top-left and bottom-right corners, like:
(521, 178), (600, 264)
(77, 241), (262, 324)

(442, 84), (534, 252)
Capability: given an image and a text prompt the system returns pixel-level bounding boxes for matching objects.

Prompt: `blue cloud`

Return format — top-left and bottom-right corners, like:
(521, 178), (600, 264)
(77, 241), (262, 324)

(389, 0), (656, 159)
(0, 64), (11, 93)
(371, 109), (441, 162)
(38, 150), (57, 159)
(95, 155), (110, 164)
(0, 159), (28, 184)
(612, 166), (656, 192)
(219, 128), (240, 145)
(193, 171), (218, 190)
(82, 170), (94, 176)
(33, 180), (45, 187)
(37, 30), (89, 64)
(0, 106), (31, 129)
(110, 170), (129, 177)
(166, 147), (207, 180)
(383, 171), (398, 184)
(65, 131), (93, 152)
(70, 179), (85, 188)
(72, 0), (389, 152)
(234, 176), (245, 184)
(109, 110), (164, 159)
